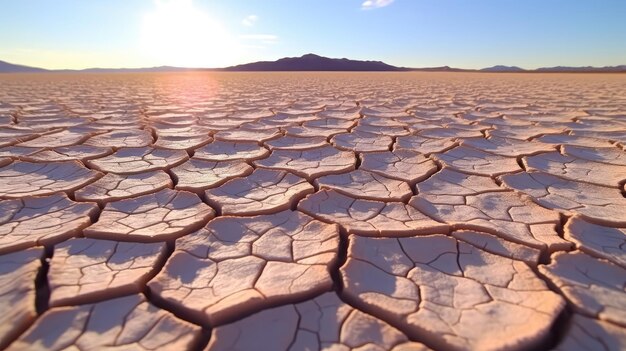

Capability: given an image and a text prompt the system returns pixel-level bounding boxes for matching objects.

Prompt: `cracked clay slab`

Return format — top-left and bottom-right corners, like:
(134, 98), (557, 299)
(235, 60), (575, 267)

(206, 292), (430, 351)
(264, 135), (328, 151)
(500, 171), (626, 226)
(460, 136), (555, 157)
(254, 145), (356, 180)
(564, 216), (626, 269)
(432, 145), (521, 177)
(86, 146), (188, 174)
(540, 251), (626, 327)
(205, 168), (314, 216)
(20, 145), (113, 163)
(331, 131), (393, 153)
(394, 135), (458, 154)
(523, 151), (626, 188)
(451, 230), (541, 266)
(153, 134), (212, 151)
(0, 193), (99, 254)
(298, 189), (448, 237)
(84, 188), (215, 242)
(0, 160), (102, 199)
(171, 158), (254, 193)
(7, 294), (202, 351)
(84, 129), (154, 148)
(315, 169), (413, 202)
(410, 168), (570, 252)
(48, 238), (167, 306)
(214, 128), (281, 143)
(561, 144), (626, 166)
(0, 248), (42, 349)
(193, 140), (270, 162)
(359, 149), (438, 185)
(17, 128), (94, 148)
(74, 171), (173, 205)
(341, 234), (565, 351)
(554, 313), (626, 351)
(148, 210), (339, 325)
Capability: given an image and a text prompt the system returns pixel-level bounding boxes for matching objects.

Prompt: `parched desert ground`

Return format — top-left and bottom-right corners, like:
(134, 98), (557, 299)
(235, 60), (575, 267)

(0, 72), (625, 351)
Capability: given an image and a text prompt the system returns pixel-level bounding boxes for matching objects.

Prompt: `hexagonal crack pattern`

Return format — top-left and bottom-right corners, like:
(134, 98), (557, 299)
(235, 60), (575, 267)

(1, 72), (625, 351)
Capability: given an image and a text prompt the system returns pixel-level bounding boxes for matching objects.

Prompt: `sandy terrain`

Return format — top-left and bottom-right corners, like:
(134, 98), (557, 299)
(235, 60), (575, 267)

(0, 72), (625, 350)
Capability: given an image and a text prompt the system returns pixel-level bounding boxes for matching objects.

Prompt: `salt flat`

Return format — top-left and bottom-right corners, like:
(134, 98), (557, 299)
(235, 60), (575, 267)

(0, 72), (625, 351)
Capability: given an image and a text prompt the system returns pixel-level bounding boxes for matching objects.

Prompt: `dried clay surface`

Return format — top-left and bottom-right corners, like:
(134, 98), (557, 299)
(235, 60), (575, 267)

(341, 235), (565, 351)
(0, 249), (42, 349)
(206, 292), (430, 351)
(0, 194), (98, 254)
(7, 294), (202, 351)
(84, 188), (215, 242)
(148, 210), (339, 325)
(48, 238), (167, 306)
(205, 168), (314, 215)
(0, 72), (625, 350)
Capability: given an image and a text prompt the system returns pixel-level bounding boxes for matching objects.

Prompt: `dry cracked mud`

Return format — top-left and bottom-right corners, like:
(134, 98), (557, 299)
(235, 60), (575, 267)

(0, 160), (102, 198)
(298, 189), (449, 237)
(523, 151), (626, 188)
(0, 248), (42, 349)
(171, 158), (254, 193)
(148, 210), (339, 325)
(255, 144), (356, 180)
(206, 292), (430, 351)
(315, 169), (413, 202)
(500, 171), (626, 226)
(432, 145), (522, 177)
(86, 146), (189, 174)
(0, 194), (99, 254)
(360, 149), (438, 185)
(341, 235), (565, 351)
(84, 188), (215, 242)
(205, 168), (314, 215)
(7, 294), (202, 350)
(48, 238), (167, 306)
(410, 168), (570, 253)
(0, 72), (624, 350)
(539, 251), (626, 327)
(74, 171), (173, 204)
(563, 216), (626, 268)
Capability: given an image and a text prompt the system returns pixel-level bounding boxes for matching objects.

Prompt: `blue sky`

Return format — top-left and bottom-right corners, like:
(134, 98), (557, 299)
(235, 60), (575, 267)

(0, 0), (625, 69)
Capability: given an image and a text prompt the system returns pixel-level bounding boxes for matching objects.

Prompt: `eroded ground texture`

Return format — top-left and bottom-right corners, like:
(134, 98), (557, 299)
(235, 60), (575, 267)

(0, 72), (624, 351)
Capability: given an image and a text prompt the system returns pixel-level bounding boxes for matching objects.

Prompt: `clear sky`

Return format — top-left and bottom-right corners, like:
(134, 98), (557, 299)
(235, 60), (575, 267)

(1, 0), (625, 69)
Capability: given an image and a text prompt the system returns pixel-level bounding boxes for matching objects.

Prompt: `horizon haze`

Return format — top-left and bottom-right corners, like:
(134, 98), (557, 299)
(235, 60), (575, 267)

(2, 53), (625, 73)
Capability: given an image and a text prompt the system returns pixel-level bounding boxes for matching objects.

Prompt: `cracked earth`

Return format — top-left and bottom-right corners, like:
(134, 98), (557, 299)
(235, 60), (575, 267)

(0, 72), (624, 350)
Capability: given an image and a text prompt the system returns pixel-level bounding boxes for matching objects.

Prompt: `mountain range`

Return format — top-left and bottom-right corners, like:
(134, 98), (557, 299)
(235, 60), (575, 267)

(1, 54), (625, 73)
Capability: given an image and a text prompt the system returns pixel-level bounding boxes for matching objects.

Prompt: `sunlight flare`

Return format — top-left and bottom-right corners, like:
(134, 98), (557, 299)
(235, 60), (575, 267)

(140, 0), (239, 67)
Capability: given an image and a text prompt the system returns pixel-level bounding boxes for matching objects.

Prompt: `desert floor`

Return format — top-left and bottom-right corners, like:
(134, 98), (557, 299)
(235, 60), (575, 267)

(0, 72), (624, 351)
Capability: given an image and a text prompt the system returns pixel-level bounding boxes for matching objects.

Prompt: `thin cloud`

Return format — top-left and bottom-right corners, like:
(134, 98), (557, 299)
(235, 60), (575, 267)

(361, 0), (394, 10)
(242, 14), (258, 26)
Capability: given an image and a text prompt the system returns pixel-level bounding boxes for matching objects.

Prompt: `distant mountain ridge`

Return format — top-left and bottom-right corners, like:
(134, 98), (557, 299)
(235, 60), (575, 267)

(1, 55), (625, 73)
(481, 65), (525, 72)
(0, 61), (194, 73)
(0, 60), (48, 73)
(536, 65), (626, 72)
(222, 53), (407, 71)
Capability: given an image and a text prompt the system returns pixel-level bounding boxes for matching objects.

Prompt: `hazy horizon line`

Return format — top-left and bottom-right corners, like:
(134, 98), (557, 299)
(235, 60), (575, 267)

(2, 55), (625, 72)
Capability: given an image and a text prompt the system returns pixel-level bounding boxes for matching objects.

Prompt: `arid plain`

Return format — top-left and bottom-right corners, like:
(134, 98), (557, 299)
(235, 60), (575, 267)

(0, 72), (625, 351)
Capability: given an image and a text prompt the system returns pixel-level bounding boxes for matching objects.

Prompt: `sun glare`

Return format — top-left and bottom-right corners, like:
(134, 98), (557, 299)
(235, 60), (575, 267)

(140, 0), (239, 68)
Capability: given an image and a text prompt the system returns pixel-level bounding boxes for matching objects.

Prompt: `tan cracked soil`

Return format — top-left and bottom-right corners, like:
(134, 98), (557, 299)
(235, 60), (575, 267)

(0, 72), (624, 351)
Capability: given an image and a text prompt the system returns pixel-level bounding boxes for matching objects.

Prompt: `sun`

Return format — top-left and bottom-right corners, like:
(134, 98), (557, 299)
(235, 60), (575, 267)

(140, 0), (239, 68)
